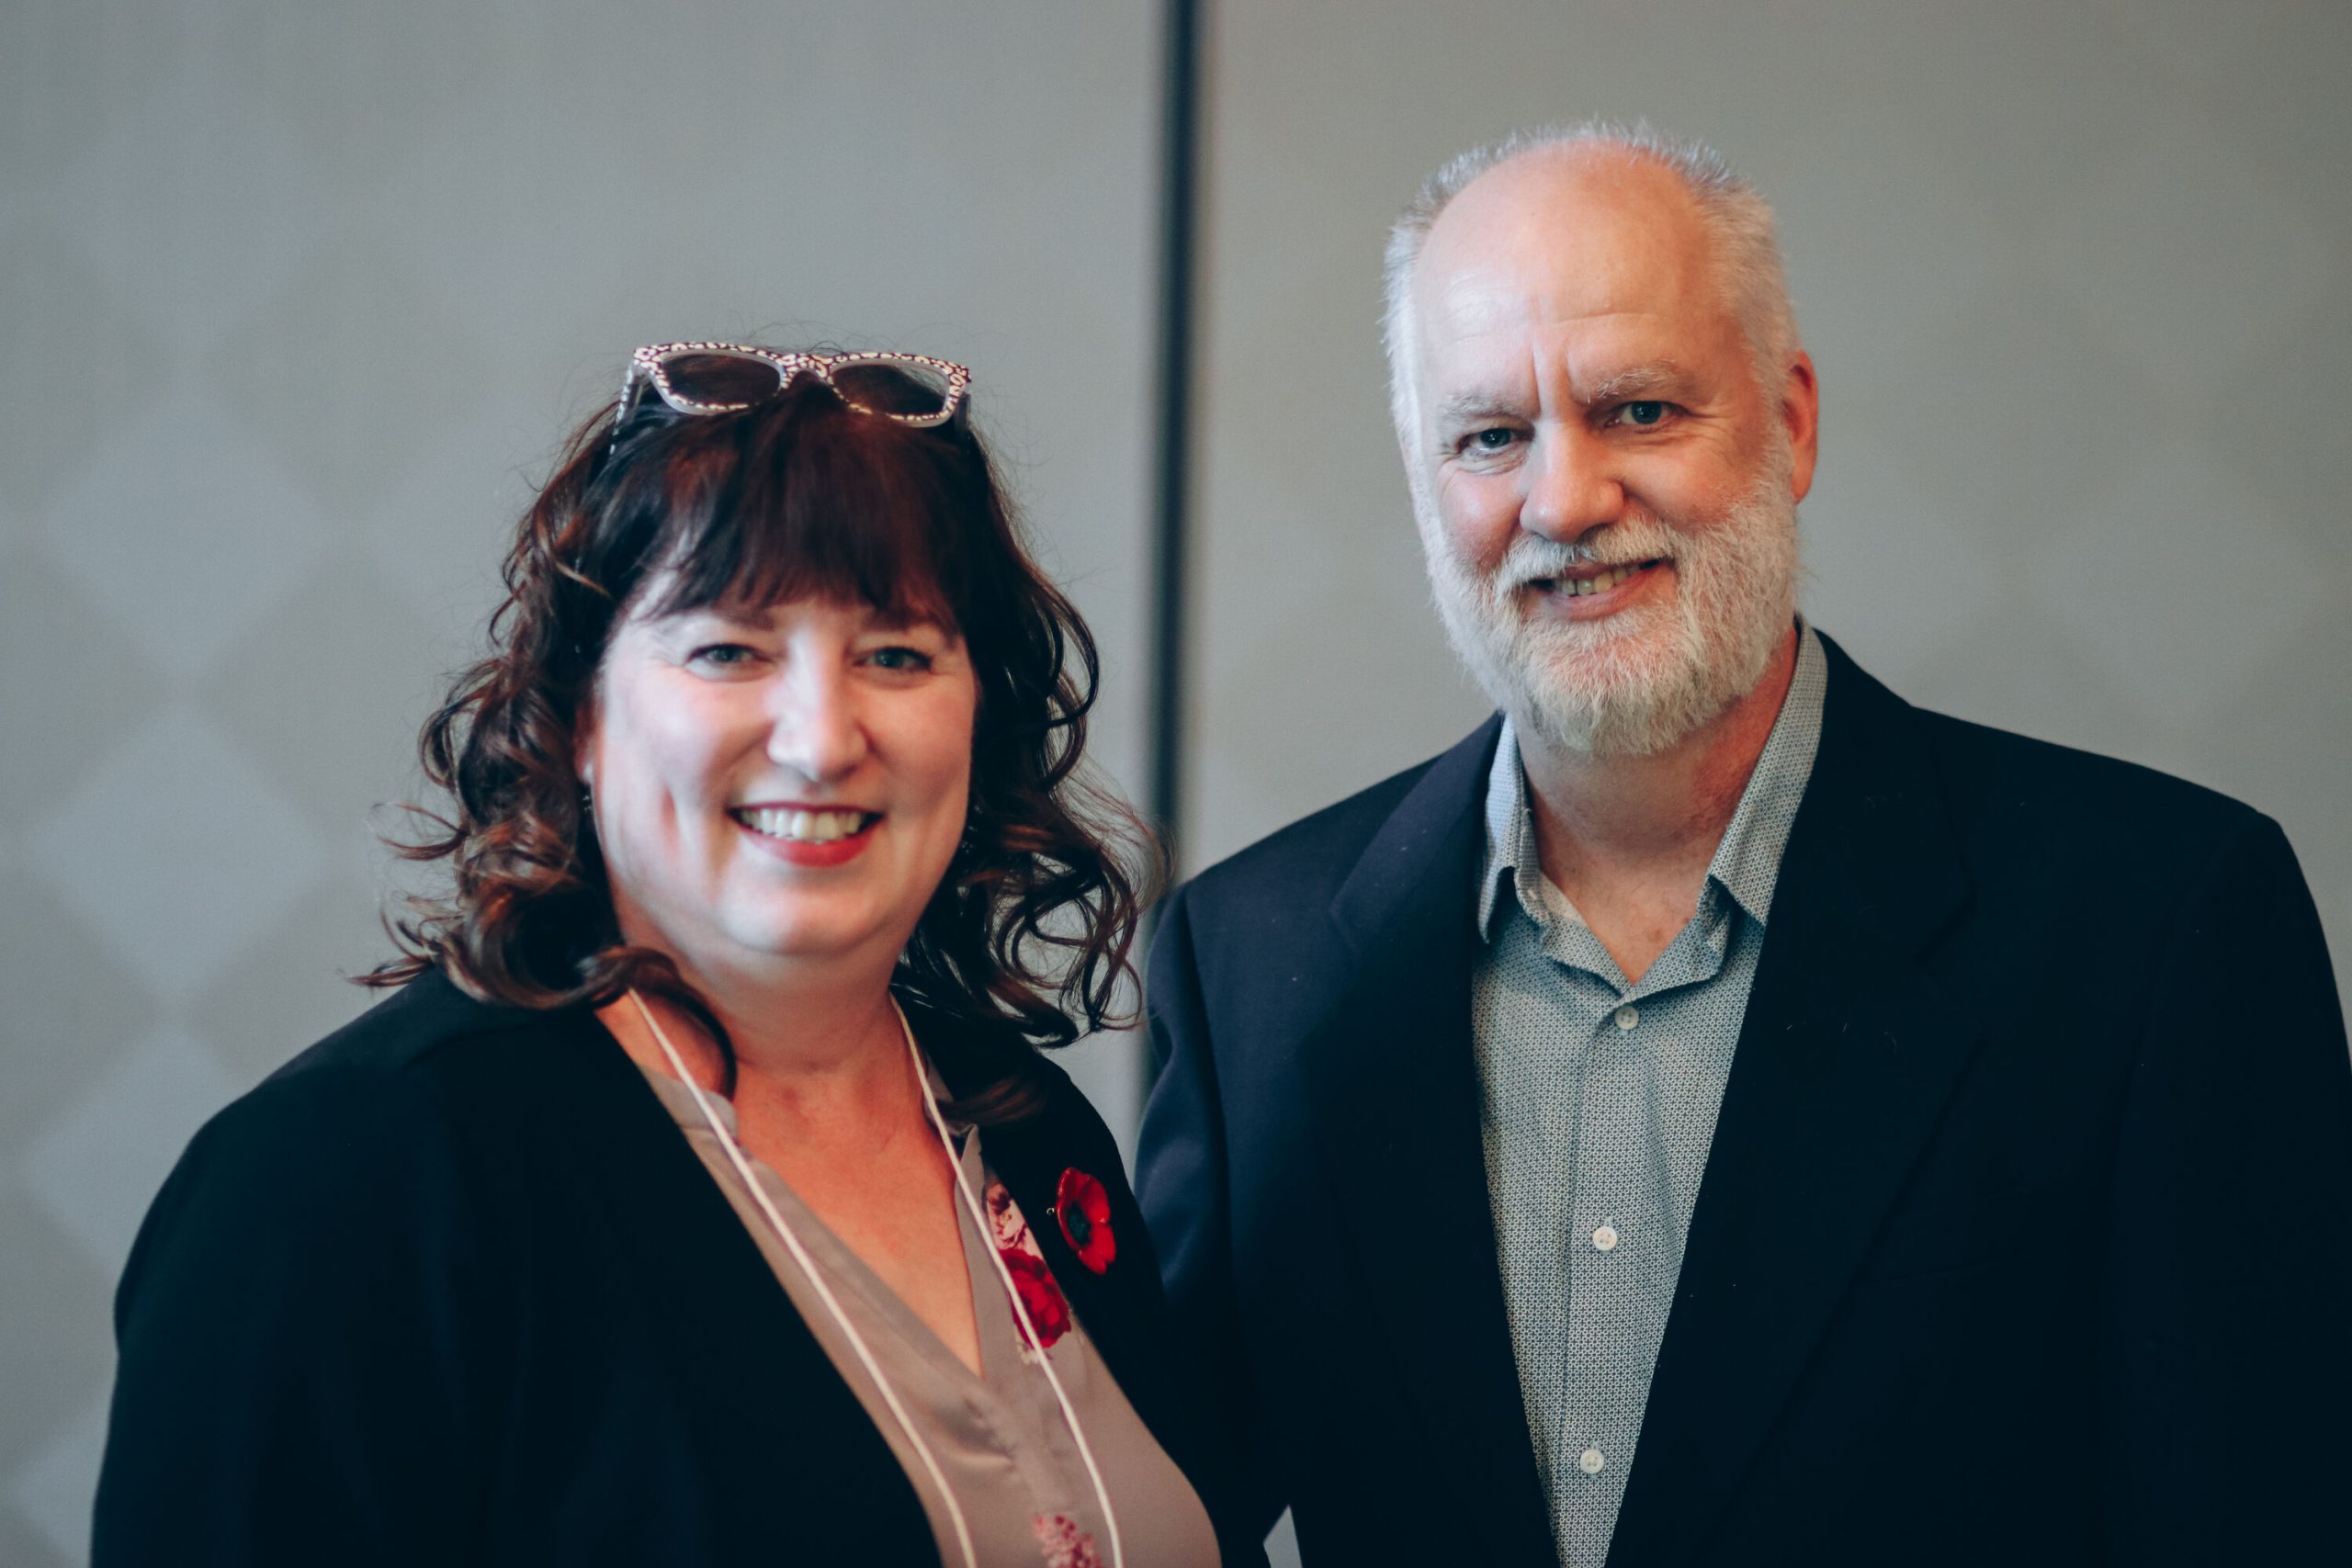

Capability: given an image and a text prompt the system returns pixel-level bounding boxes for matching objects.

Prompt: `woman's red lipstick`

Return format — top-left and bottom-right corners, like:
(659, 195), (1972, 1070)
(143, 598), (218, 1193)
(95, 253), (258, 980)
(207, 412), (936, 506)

(729, 805), (880, 868)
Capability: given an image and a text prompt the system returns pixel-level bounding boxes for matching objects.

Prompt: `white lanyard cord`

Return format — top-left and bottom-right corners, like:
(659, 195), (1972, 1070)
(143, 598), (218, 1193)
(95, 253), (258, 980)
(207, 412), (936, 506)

(627, 990), (978, 1568)
(628, 989), (1125, 1568)
(893, 1002), (1126, 1568)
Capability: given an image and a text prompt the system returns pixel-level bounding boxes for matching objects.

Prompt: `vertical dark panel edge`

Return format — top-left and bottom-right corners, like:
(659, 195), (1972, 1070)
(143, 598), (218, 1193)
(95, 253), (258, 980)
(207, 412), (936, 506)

(1148, 0), (1201, 873)
(1131, 0), (1203, 1111)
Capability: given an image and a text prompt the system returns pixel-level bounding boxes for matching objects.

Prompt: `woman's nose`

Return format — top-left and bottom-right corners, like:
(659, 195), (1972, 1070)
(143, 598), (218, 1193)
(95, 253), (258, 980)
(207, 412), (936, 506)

(765, 670), (869, 783)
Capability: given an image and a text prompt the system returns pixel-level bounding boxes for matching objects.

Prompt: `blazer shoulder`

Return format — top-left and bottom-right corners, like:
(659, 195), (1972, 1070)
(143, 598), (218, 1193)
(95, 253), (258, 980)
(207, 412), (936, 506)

(1906, 702), (2267, 843)
(1177, 723), (1493, 917)
(251, 970), (610, 1142)
(116, 976), (562, 1340)
(1820, 634), (2265, 845)
(266, 966), (567, 1087)
(155, 973), (582, 1241)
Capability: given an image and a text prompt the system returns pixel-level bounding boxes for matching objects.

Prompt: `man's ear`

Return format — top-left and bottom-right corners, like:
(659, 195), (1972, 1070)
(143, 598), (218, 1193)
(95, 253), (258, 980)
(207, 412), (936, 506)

(1781, 351), (1820, 502)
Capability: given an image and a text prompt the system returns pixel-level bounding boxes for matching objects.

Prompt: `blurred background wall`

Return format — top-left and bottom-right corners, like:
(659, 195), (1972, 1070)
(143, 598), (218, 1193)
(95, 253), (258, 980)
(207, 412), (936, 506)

(3, 3), (2346, 1563)
(0, 5), (1165, 1561)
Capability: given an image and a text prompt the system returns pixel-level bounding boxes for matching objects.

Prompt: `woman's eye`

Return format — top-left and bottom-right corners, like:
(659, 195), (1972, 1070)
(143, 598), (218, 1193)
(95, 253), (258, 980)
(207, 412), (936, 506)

(1613, 400), (1669, 428)
(864, 646), (935, 672)
(687, 643), (759, 669)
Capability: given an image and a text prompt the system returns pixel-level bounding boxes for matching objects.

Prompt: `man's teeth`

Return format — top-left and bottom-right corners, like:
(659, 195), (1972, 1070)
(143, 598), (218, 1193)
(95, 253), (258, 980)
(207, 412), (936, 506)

(737, 807), (871, 843)
(1559, 561), (1655, 596)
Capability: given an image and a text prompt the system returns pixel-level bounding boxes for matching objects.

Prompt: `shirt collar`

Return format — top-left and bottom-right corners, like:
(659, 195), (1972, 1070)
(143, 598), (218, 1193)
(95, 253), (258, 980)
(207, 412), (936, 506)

(1476, 619), (1828, 942)
(1477, 715), (1550, 942)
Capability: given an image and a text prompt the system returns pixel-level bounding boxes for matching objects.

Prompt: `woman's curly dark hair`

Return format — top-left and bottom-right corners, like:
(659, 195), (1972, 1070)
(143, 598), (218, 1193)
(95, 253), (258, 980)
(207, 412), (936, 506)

(368, 364), (1160, 1118)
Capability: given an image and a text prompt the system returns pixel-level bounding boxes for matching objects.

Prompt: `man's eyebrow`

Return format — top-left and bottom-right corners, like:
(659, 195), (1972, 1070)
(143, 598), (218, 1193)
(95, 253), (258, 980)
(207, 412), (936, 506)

(1434, 389), (1526, 425)
(1579, 361), (1689, 405)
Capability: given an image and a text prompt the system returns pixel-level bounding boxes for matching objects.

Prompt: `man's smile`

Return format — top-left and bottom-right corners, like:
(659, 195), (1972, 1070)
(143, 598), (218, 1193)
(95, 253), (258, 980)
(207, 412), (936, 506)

(1521, 557), (1672, 616)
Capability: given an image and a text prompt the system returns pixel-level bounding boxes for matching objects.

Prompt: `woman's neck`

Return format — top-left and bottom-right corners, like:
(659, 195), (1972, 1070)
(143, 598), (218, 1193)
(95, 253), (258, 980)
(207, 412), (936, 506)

(600, 948), (914, 1111)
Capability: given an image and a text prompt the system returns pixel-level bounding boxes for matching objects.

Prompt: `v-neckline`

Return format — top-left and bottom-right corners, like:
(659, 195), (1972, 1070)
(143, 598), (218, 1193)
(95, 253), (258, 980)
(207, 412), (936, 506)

(630, 1060), (1045, 1392)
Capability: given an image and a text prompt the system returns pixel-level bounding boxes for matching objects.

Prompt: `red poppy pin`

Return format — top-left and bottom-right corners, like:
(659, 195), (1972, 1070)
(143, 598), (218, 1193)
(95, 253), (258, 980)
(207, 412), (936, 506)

(1053, 1167), (1117, 1274)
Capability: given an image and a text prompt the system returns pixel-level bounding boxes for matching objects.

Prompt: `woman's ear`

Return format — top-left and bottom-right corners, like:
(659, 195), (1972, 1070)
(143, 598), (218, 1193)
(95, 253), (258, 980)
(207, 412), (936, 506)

(572, 697), (598, 795)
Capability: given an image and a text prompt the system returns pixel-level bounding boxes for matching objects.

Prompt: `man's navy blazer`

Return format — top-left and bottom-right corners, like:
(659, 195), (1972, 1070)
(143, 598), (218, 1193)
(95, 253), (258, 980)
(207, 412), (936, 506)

(1136, 635), (2352, 1567)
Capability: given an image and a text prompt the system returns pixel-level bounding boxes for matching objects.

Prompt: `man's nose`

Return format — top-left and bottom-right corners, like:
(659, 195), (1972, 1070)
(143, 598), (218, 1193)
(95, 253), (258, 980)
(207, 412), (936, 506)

(1519, 423), (1624, 541)
(766, 668), (869, 783)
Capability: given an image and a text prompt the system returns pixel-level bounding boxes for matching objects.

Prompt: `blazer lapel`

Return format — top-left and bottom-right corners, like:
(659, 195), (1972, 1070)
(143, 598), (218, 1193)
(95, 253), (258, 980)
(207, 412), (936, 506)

(1299, 718), (1560, 1565)
(921, 1011), (1183, 1469)
(541, 1014), (935, 1451)
(1609, 640), (1979, 1568)
(978, 1066), (1271, 1568)
(973, 1077), (1168, 1421)
(436, 1000), (944, 1564)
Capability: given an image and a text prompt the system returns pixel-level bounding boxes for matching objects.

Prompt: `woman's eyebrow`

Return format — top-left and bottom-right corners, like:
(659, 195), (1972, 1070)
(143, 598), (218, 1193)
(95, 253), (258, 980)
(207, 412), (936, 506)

(862, 612), (952, 637)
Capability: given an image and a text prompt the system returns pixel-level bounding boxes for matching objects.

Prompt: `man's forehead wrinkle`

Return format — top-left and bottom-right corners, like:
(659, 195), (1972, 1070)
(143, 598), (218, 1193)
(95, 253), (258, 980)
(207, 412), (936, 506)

(1421, 248), (1678, 361)
(1419, 243), (1704, 370)
(1423, 261), (1541, 344)
(1429, 317), (1681, 411)
(1422, 321), (1536, 411)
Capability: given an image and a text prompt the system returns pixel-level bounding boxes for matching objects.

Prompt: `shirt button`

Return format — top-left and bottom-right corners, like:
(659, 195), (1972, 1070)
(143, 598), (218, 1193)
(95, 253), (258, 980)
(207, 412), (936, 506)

(1578, 1448), (1606, 1475)
(1591, 1224), (1620, 1252)
(1614, 1005), (1639, 1031)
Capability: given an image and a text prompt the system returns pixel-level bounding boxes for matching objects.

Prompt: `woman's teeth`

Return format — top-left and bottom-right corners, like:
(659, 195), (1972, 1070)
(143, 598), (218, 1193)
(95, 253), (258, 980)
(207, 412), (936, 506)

(734, 807), (871, 843)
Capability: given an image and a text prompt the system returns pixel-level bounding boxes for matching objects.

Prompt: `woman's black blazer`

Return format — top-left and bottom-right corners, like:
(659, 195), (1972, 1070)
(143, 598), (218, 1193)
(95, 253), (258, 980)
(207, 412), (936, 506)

(93, 969), (1263, 1567)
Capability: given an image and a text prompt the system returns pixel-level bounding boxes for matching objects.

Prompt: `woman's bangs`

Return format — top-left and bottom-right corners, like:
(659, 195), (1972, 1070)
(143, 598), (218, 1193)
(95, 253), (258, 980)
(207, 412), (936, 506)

(649, 400), (973, 631)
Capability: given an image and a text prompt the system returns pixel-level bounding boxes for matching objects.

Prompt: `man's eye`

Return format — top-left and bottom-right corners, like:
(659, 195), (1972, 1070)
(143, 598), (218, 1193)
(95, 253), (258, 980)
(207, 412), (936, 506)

(1465, 427), (1519, 453)
(1614, 400), (1668, 427)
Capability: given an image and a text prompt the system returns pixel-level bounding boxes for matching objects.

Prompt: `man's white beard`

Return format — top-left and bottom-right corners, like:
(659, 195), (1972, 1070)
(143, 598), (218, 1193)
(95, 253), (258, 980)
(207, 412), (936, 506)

(1420, 447), (1801, 759)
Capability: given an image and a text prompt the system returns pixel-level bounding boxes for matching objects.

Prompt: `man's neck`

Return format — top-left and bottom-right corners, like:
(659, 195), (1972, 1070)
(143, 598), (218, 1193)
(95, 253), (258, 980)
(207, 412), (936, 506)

(1516, 626), (1799, 979)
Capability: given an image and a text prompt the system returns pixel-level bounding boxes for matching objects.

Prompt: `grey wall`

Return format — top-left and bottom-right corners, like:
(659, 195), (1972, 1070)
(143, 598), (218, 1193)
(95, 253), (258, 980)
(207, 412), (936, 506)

(4, 5), (2348, 1566)
(0, 5), (1161, 1561)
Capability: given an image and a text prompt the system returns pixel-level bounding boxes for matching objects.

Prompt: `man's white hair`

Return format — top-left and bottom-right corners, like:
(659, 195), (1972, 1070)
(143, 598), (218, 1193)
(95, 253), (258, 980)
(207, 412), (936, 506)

(1382, 120), (1800, 451)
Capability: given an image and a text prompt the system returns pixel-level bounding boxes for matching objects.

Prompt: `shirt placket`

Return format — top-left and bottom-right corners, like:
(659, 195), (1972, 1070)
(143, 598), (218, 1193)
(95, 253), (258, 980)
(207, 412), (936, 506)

(1555, 980), (1669, 1564)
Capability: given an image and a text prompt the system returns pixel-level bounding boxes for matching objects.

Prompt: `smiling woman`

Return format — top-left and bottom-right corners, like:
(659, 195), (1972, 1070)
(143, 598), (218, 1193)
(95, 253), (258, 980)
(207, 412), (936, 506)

(90, 347), (1260, 1568)
(385, 353), (1146, 1108)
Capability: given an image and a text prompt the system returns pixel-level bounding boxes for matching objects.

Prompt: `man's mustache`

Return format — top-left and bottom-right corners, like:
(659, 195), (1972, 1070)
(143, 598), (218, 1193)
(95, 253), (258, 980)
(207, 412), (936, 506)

(1488, 519), (1684, 592)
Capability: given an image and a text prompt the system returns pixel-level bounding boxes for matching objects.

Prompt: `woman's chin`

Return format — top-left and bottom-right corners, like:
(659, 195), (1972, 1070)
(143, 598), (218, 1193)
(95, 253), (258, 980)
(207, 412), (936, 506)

(705, 902), (913, 977)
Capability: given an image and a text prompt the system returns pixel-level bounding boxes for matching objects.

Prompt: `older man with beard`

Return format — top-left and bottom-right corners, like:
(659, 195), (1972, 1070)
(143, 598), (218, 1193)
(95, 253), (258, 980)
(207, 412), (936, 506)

(1136, 125), (2351, 1568)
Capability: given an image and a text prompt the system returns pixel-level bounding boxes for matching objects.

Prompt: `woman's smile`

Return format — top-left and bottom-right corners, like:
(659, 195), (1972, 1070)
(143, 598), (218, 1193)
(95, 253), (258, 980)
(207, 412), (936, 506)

(730, 802), (885, 866)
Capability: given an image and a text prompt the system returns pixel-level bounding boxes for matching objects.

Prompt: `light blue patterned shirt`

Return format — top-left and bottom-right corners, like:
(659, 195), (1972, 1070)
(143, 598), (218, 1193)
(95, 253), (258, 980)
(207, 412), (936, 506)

(1471, 623), (1826, 1568)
